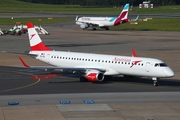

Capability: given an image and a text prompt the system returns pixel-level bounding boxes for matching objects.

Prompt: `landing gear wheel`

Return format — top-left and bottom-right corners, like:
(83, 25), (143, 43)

(153, 80), (158, 86)
(80, 77), (87, 82)
(105, 27), (109, 30)
(152, 77), (158, 86)
(104, 76), (112, 81)
(92, 28), (96, 31)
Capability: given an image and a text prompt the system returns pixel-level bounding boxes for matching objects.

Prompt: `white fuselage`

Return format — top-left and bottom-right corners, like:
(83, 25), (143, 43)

(30, 50), (174, 78)
(76, 17), (117, 27)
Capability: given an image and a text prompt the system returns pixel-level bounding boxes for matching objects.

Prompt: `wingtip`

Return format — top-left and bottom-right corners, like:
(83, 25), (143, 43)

(18, 57), (30, 68)
(132, 48), (137, 57)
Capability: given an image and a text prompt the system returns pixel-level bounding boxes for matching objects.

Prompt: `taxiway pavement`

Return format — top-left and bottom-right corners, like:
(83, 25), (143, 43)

(0, 21), (180, 120)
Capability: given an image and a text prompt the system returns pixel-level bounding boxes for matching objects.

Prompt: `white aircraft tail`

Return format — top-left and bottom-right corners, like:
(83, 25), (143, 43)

(130, 15), (139, 22)
(134, 15), (139, 21)
(26, 22), (51, 51)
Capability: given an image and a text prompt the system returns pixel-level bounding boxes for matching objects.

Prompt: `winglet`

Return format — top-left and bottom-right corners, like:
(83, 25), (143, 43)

(132, 48), (137, 57)
(75, 16), (78, 21)
(19, 57), (30, 68)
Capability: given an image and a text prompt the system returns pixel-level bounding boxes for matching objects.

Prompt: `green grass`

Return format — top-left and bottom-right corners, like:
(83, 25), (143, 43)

(0, 0), (180, 31)
(0, 18), (74, 25)
(110, 18), (180, 31)
(0, 0), (180, 14)
(1, 17), (179, 32)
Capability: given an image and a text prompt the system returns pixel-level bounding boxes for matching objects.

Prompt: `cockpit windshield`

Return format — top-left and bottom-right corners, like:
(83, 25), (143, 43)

(154, 63), (168, 67)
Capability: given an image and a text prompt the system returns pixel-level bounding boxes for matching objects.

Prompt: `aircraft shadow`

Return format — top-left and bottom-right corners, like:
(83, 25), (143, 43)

(1, 66), (179, 87)
(109, 76), (180, 87)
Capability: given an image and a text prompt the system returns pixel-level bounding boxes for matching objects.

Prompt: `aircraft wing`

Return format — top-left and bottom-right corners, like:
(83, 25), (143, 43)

(19, 57), (106, 74)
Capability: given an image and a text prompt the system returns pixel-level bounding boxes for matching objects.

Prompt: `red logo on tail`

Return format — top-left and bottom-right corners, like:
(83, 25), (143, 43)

(30, 34), (36, 40)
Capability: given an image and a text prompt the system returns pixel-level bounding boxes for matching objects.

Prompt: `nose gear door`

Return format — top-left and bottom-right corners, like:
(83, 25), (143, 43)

(146, 62), (150, 72)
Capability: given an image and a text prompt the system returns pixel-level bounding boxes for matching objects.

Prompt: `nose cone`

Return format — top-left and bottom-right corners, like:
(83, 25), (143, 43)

(165, 68), (174, 77)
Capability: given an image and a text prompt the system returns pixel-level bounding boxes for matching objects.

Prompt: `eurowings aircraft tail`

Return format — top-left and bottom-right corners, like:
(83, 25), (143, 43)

(114, 3), (129, 26)
(118, 3), (129, 20)
(27, 22), (51, 51)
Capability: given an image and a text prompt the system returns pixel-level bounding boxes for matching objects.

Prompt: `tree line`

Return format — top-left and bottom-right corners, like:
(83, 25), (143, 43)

(18, 0), (180, 6)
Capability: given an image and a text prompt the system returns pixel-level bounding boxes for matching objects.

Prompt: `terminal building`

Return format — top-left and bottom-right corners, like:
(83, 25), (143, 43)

(139, 1), (153, 8)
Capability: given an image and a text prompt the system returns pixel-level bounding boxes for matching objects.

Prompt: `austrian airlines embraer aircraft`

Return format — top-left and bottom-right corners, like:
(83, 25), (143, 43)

(20, 22), (174, 86)
(75, 3), (130, 30)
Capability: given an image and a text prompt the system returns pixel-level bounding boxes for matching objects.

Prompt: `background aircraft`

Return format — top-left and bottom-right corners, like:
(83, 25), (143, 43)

(75, 3), (130, 30)
(19, 22), (174, 86)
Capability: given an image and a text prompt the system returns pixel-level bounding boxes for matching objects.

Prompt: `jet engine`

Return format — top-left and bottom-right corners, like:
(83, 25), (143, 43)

(80, 23), (89, 29)
(84, 70), (104, 82)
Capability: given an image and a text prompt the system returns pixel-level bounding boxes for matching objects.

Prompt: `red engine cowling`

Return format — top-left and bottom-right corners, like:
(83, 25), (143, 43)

(85, 71), (104, 82)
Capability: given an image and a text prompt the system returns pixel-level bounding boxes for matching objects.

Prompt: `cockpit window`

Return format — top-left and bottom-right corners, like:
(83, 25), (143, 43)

(159, 63), (167, 67)
(154, 63), (167, 67)
(155, 63), (159, 67)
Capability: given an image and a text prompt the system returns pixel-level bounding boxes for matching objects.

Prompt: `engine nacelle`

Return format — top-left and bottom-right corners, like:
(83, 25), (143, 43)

(85, 71), (104, 82)
(80, 23), (89, 29)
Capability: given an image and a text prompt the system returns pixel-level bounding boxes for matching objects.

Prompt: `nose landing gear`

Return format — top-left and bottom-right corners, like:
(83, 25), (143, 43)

(152, 77), (158, 86)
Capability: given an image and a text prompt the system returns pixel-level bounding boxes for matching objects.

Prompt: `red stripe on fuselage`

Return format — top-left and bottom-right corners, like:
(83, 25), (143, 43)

(114, 11), (127, 26)
(31, 42), (51, 51)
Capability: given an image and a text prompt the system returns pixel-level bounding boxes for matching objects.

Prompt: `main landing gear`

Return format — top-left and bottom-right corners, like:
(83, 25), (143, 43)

(105, 27), (109, 30)
(152, 77), (158, 86)
(92, 28), (96, 31)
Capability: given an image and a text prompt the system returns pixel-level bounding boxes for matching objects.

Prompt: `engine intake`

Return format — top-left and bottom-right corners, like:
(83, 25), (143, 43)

(85, 71), (104, 82)
(80, 23), (89, 29)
